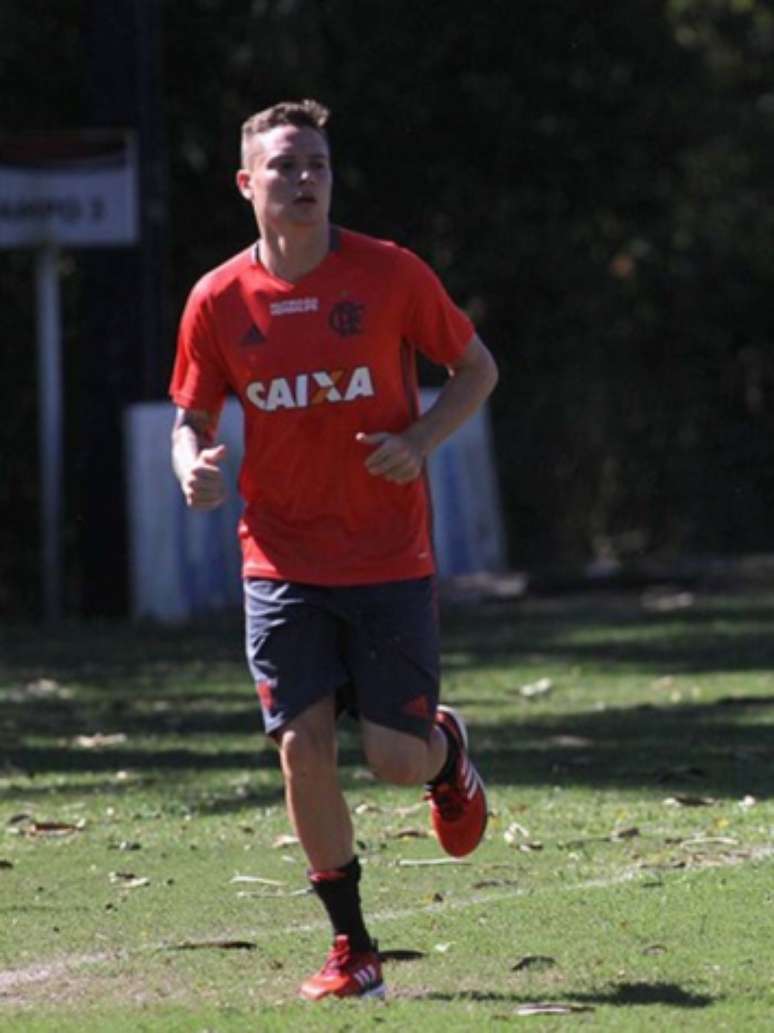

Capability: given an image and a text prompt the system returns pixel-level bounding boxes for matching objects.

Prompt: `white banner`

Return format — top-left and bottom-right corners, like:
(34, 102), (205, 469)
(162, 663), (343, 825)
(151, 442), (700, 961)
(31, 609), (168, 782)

(0, 131), (138, 248)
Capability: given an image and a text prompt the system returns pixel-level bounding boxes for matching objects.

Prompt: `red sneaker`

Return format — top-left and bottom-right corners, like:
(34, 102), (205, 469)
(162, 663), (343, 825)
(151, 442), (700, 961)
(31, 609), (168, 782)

(299, 935), (385, 1001)
(426, 705), (488, 857)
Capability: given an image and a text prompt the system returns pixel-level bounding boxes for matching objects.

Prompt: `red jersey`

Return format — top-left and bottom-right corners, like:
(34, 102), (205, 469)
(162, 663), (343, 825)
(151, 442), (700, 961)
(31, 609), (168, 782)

(169, 227), (474, 585)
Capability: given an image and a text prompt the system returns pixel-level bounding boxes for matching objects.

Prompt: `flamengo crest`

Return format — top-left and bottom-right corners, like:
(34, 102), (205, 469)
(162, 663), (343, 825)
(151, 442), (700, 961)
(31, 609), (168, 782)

(329, 299), (365, 337)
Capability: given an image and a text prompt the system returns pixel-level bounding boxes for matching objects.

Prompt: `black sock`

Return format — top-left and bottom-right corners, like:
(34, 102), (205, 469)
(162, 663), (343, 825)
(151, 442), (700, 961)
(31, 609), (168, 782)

(428, 721), (460, 787)
(309, 856), (372, 952)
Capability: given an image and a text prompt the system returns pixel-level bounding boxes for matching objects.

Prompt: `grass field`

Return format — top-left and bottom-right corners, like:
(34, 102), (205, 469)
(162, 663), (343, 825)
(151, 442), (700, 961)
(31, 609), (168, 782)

(1, 586), (773, 1031)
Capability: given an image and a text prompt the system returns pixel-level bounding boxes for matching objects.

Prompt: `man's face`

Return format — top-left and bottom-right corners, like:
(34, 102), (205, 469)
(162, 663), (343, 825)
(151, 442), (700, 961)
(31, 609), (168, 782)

(237, 124), (332, 233)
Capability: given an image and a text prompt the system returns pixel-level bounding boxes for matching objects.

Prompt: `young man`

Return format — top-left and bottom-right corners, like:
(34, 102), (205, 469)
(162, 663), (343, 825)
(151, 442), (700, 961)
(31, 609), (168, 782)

(170, 99), (498, 1001)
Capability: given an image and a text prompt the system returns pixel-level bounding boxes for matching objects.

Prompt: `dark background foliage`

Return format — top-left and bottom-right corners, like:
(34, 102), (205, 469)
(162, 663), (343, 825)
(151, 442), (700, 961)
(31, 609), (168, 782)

(2, 0), (774, 617)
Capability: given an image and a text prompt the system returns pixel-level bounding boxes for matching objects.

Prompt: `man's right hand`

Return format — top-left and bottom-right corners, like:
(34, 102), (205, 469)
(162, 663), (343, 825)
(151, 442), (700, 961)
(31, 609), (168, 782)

(182, 444), (228, 510)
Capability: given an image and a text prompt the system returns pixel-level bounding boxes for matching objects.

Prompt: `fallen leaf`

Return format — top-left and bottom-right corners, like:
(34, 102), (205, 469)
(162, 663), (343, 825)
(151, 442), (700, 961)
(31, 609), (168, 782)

(504, 822), (531, 844)
(387, 828), (429, 840)
(272, 834), (300, 849)
(678, 836), (738, 849)
(651, 676), (676, 691)
(512, 955), (557, 972)
(611, 826), (640, 841)
(109, 872), (149, 888)
(663, 794), (716, 808)
(397, 858), (470, 867)
(7, 813), (34, 826)
(519, 678), (553, 698)
(548, 734), (593, 748)
(392, 803), (423, 817)
(353, 802), (381, 815)
(14, 819), (85, 838)
(642, 944), (668, 956)
(516, 1002), (594, 1015)
(23, 678), (72, 699)
(230, 875), (286, 886)
(73, 733), (128, 749)
(637, 858), (687, 871)
(472, 879), (519, 889)
(167, 939), (256, 951)
(559, 836), (608, 849)
(641, 587), (694, 612)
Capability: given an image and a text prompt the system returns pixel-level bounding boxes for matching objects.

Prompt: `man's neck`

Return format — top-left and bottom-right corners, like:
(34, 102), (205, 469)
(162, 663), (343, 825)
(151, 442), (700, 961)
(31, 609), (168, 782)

(257, 224), (330, 283)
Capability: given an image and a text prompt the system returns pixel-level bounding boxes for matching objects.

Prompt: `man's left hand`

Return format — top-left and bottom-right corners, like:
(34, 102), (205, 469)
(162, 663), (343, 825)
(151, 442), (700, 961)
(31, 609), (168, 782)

(356, 431), (424, 484)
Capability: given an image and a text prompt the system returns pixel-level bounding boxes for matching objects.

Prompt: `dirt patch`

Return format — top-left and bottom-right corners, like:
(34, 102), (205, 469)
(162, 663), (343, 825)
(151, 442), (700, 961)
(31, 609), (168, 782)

(0, 953), (132, 1010)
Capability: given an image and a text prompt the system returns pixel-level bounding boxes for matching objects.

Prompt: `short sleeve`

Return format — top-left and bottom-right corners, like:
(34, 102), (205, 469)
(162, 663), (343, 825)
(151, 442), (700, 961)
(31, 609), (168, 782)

(169, 281), (230, 414)
(398, 248), (475, 366)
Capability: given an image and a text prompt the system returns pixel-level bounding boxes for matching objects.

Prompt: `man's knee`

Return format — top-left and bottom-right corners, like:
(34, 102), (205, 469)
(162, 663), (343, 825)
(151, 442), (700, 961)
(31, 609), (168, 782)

(279, 716), (337, 781)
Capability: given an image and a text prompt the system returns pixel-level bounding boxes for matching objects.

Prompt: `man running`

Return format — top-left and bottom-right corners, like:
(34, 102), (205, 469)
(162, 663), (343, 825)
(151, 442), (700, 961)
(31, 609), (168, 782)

(170, 98), (498, 1000)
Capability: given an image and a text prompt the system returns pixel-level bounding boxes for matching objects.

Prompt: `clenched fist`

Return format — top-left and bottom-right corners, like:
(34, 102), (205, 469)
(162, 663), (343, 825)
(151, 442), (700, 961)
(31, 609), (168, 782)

(182, 444), (228, 510)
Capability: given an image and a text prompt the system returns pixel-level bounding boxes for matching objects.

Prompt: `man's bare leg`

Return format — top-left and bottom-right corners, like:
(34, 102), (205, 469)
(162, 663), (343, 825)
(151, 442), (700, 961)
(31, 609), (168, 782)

(276, 694), (353, 870)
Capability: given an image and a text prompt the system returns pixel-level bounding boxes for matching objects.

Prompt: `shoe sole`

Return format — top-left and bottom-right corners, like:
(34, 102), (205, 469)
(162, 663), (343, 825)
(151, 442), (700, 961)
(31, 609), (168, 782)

(299, 980), (387, 1002)
(362, 982), (387, 999)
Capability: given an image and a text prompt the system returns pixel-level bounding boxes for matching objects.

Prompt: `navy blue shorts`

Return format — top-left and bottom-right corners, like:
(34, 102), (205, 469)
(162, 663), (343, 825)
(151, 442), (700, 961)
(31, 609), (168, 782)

(244, 577), (440, 740)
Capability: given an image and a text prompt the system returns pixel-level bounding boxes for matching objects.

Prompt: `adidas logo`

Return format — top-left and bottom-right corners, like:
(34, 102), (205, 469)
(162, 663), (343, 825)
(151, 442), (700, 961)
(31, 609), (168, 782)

(401, 695), (431, 720)
(241, 324), (265, 347)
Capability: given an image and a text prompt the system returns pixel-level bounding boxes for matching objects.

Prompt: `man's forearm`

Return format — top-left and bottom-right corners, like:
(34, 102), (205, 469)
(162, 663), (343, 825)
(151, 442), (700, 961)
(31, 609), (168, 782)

(171, 411), (227, 510)
(406, 341), (498, 459)
(171, 424), (202, 485)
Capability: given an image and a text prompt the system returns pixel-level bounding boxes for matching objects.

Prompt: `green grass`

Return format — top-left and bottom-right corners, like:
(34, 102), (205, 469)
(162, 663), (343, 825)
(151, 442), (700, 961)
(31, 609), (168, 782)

(2, 588), (773, 1030)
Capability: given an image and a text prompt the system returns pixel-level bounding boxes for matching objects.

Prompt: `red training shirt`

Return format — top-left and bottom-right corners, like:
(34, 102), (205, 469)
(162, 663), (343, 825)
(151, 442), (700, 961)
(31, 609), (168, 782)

(169, 227), (474, 585)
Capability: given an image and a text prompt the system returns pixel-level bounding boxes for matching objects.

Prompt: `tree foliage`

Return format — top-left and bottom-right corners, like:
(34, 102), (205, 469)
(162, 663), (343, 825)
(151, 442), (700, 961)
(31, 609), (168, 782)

(2, 0), (774, 614)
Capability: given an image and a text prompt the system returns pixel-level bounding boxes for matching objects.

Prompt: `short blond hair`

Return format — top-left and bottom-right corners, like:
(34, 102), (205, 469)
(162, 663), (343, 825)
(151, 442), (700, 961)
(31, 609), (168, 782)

(240, 99), (330, 167)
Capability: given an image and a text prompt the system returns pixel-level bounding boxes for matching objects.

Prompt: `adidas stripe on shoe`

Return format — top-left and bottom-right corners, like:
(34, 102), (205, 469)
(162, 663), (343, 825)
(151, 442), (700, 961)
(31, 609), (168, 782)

(426, 705), (488, 857)
(299, 935), (385, 1001)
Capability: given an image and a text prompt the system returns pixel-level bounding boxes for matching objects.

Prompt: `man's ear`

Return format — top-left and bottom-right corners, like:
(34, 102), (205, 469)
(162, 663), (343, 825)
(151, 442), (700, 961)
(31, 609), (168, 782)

(236, 170), (252, 200)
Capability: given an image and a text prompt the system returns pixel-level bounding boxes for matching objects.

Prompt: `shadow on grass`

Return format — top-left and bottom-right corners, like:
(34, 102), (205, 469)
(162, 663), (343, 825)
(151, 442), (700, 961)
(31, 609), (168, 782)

(420, 980), (715, 1008)
(589, 981), (715, 1007)
(475, 693), (774, 801)
(2, 591), (774, 807)
(441, 590), (774, 676)
(3, 694), (771, 809)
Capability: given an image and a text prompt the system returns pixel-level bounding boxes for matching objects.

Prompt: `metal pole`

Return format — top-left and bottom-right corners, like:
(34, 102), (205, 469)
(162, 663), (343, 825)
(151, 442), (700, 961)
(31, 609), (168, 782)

(35, 243), (63, 621)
